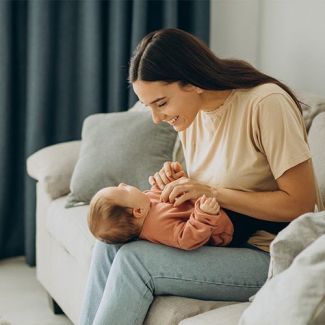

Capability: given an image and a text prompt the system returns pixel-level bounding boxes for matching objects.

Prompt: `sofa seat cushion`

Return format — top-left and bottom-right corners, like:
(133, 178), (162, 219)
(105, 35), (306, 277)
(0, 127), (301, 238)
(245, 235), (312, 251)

(145, 296), (238, 325)
(179, 302), (250, 325)
(46, 196), (95, 268)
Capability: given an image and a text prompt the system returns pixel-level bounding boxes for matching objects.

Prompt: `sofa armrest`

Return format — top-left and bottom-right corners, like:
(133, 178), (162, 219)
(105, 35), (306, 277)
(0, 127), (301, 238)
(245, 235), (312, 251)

(26, 141), (81, 199)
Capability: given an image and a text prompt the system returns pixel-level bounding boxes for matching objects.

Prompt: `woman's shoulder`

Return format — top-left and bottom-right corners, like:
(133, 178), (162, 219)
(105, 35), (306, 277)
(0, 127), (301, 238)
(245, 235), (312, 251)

(238, 83), (289, 102)
(233, 83), (298, 117)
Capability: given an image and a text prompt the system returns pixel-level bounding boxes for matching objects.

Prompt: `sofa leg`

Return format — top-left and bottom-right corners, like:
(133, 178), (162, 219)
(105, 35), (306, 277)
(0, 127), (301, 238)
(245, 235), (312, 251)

(47, 294), (65, 315)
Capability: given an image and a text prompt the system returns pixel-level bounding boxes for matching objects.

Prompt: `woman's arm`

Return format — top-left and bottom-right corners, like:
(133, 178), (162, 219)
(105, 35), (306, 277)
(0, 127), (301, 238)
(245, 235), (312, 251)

(216, 160), (316, 222)
(161, 160), (316, 222)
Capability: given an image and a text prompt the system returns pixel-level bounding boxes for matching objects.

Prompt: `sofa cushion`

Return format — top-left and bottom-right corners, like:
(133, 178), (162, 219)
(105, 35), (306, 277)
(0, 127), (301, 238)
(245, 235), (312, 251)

(66, 110), (177, 207)
(239, 234), (325, 325)
(296, 92), (325, 131)
(145, 296), (238, 325)
(179, 302), (250, 325)
(266, 211), (325, 278)
(46, 196), (95, 268)
(129, 101), (187, 171)
(308, 111), (325, 207)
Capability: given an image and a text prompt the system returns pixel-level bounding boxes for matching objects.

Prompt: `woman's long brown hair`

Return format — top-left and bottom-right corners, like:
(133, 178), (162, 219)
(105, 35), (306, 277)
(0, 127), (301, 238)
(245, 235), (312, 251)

(129, 28), (302, 113)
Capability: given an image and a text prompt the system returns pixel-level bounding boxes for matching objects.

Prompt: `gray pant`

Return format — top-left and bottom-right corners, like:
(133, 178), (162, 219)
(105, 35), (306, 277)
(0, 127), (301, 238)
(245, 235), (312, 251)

(79, 240), (270, 325)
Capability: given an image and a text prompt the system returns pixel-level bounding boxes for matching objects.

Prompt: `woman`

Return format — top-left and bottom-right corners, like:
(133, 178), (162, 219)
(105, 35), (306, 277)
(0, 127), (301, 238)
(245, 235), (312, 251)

(80, 28), (322, 325)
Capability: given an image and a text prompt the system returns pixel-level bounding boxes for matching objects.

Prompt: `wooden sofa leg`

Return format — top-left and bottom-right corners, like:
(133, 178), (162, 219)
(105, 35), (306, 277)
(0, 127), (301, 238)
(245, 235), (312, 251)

(47, 294), (65, 315)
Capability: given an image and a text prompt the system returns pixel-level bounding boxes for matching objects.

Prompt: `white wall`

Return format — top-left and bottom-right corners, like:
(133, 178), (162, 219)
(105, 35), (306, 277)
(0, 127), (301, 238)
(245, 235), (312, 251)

(210, 0), (325, 95)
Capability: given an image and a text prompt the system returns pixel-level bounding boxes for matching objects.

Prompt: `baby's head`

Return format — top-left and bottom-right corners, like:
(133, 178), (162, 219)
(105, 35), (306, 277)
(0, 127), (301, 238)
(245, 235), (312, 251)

(88, 183), (151, 244)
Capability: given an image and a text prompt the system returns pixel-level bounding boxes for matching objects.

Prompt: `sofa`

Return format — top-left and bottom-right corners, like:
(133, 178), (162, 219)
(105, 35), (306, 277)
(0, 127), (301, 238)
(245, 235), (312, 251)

(26, 92), (325, 325)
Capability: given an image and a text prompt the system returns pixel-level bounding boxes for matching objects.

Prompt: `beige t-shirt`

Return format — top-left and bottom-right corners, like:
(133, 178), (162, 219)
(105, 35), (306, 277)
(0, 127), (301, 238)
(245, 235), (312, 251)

(179, 83), (323, 252)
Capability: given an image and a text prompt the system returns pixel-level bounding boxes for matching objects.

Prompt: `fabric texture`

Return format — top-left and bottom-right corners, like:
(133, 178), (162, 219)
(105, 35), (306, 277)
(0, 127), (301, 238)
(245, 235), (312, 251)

(180, 302), (250, 325)
(46, 195), (94, 269)
(239, 211), (325, 325)
(139, 185), (288, 250)
(147, 297), (238, 325)
(139, 185), (234, 249)
(66, 111), (177, 207)
(297, 91), (325, 131)
(26, 141), (81, 199)
(79, 240), (270, 325)
(179, 83), (311, 196)
(179, 83), (321, 252)
(268, 211), (325, 278)
(308, 112), (325, 207)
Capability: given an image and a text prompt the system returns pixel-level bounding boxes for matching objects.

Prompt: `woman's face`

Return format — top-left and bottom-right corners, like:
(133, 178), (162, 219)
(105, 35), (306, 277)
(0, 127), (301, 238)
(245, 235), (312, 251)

(132, 80), (202, 131)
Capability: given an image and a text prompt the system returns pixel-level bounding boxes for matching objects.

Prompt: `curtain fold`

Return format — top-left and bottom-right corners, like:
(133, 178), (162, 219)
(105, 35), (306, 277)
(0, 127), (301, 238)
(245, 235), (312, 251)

(0, 0), (210, 266)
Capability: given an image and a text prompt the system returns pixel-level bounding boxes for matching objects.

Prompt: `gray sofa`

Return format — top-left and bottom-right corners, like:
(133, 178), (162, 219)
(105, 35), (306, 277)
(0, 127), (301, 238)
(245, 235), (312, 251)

(27, 92), (325, 325)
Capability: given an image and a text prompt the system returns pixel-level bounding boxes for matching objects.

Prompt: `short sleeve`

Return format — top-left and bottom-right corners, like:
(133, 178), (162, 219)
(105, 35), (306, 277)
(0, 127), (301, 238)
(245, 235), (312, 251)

(253, 93), (311, 179)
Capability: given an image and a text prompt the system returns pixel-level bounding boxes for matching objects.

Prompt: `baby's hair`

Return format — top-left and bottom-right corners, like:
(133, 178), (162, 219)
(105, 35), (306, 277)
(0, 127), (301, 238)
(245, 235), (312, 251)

(88, 194), (141, 244)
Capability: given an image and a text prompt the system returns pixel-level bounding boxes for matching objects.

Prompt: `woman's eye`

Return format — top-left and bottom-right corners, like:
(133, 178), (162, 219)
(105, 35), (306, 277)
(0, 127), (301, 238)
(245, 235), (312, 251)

(157, 102), (166, 107)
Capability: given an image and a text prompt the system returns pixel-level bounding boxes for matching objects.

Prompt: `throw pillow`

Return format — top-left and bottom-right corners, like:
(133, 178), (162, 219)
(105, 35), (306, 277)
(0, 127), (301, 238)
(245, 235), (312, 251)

(239, 211), (325, 325)
(239, 234), (325, 325)
(129, 100), (187, 171)
(65, 110), (177, 208)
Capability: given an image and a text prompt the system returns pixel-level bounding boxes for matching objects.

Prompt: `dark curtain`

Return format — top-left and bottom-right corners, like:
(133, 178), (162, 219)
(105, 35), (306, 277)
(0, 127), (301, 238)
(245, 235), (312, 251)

(0, 0), (210, 266)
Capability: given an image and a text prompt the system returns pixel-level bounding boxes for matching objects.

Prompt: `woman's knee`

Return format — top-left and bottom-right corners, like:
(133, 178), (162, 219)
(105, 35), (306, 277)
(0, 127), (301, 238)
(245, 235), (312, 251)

(91, 240), (123, 267)
(113, 241), (159, 271)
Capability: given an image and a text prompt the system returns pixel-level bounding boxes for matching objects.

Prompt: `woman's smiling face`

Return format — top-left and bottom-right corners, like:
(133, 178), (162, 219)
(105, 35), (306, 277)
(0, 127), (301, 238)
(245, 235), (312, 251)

(132, 80), (202, 132)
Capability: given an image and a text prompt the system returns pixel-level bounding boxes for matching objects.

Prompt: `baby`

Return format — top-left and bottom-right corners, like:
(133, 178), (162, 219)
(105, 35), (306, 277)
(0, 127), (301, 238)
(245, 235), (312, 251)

(88, 182), (234, 250)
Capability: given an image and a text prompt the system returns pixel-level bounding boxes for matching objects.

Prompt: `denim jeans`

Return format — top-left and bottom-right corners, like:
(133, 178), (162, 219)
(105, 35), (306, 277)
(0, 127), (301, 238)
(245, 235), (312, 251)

(79, 240), (270, 325)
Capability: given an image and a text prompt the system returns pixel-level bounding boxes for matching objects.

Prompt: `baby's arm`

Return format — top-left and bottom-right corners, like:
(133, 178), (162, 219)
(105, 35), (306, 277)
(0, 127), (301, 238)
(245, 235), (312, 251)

(175, 197), (234, 249)
(171, 198), (231, 249)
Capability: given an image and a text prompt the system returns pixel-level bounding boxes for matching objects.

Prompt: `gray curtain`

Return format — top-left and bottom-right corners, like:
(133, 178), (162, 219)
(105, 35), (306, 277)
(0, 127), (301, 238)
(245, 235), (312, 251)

(0, 0), (210, 265)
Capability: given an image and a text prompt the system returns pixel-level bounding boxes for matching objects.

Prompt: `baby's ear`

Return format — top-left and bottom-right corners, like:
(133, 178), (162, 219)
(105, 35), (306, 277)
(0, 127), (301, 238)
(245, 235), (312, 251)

(132, 208), (143, 218)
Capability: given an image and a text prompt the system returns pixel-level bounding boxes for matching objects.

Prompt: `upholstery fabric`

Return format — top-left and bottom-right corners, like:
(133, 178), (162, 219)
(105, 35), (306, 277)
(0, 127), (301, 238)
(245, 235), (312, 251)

(46, 196), (94, 269)
(240, 235), (325, 325)
(239, 211), (325, 325)
(145, 297), (237, 325)
(26, 141), (81, 199)
(297, 92), (325, 131)
(308, 112), (325, 206)
(179, 302), (250, 325)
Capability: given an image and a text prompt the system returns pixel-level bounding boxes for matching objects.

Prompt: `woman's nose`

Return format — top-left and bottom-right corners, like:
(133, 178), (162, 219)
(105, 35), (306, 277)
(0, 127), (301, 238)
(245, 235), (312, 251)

(151, 110), (164, 124)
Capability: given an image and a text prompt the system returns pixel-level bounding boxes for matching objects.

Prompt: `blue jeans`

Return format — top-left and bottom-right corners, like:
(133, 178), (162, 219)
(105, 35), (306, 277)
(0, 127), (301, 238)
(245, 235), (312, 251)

(79, 240), (270, 325)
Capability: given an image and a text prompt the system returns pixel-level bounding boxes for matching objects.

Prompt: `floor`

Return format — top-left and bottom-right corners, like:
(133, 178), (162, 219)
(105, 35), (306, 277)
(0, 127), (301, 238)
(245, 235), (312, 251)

(0, 256), (72, 325)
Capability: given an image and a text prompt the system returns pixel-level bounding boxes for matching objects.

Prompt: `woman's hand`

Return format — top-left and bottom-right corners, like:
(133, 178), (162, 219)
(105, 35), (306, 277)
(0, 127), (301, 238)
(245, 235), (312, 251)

(149, 161), (186, 189)
(160, 177), (218, 206)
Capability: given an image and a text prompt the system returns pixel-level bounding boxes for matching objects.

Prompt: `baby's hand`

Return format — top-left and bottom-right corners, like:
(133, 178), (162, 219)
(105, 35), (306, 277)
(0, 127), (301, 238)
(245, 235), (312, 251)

(199, 195), (220, 214)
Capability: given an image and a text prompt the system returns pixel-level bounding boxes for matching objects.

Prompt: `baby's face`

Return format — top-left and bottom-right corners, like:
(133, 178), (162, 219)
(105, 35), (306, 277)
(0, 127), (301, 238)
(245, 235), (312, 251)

(96, 183), (150, 215)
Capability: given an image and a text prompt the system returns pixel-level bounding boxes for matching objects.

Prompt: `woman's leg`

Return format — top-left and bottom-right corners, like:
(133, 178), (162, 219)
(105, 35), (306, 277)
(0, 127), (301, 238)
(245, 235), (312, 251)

(79, 240), (123, 325)
(93, 240), (270, 325)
